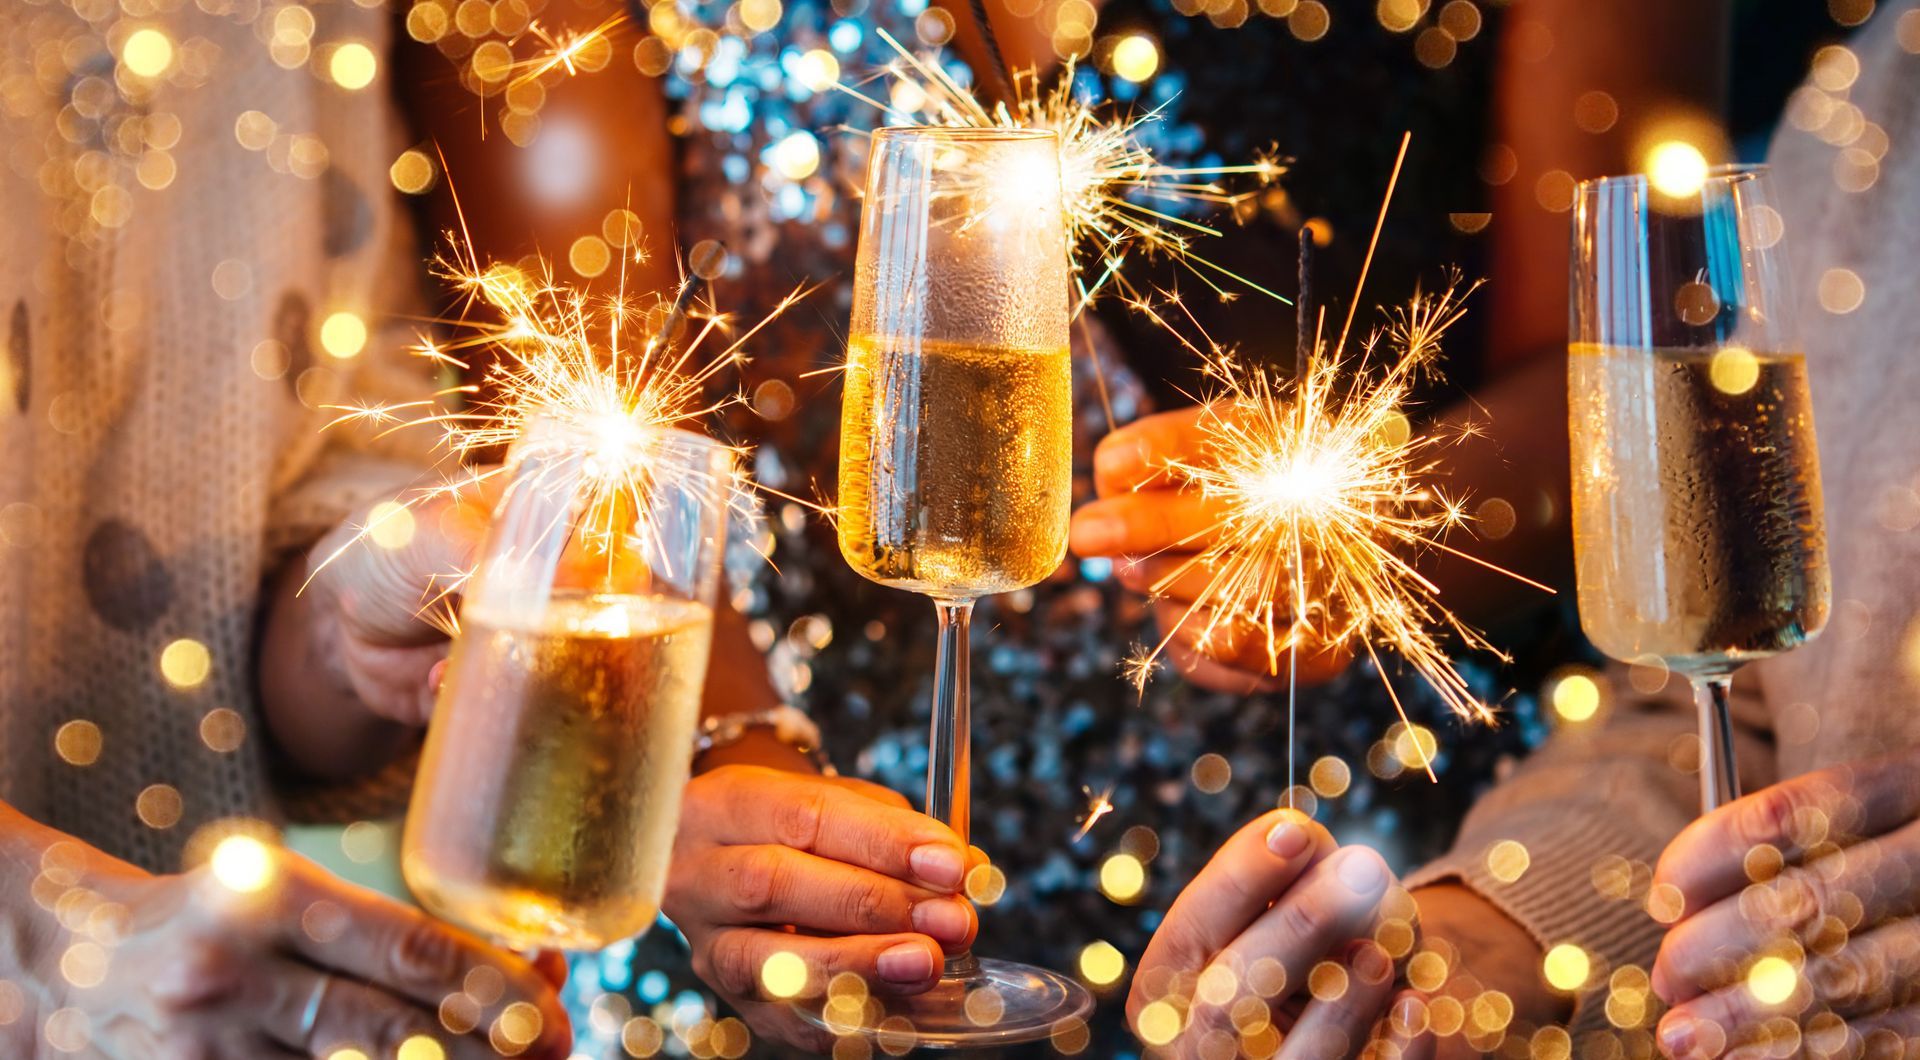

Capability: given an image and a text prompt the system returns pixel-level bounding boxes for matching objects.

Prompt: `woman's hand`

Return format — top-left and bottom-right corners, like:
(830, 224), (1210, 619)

(664, 766), (976, 1052)
(259, 486), (495, 779)
(1129, 809), (1430, 1059)
(1070, 407), (1354, 694)
(1651, 749), (1920, 1059)
(69, 842), (570, 1059)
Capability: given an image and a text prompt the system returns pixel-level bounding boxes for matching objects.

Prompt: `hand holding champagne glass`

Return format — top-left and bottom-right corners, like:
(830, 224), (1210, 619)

(830, 127), (1091, 1045)
(402, 419), (732, 949)
(1568, 166), (1830, 812)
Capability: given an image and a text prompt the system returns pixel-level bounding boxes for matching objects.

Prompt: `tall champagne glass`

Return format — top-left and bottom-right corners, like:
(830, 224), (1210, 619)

(403, 418), (732, 949)
(828, 127), (1092, 1046)
(1569, 166), (1830, 812)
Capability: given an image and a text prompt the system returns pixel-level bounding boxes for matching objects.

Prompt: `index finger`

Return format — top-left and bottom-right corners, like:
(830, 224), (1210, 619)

(1654, 751), (1920, 917)
(1091, 406), (1210, 497)
(687, 766), (968, 893)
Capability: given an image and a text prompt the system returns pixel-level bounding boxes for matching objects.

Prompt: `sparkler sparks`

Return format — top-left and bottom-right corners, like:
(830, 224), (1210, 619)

(840, 30), (1289, 314)
(317, 211), (806, 624)
(1135, 282), (1534, 732)
(1122, 138), (1552, 779)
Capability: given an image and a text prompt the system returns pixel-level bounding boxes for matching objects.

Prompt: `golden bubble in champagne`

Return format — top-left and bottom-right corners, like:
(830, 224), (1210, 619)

(1569, 345), (1829, 675)
(837, 334), (1072, 598)
(402, 592), (713, 950)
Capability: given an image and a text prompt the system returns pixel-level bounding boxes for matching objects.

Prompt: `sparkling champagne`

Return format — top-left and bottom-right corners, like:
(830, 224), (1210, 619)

(837, 334), (1072, 598)
(1569, 345), (1829, 675)
(403, 592), (713, 950)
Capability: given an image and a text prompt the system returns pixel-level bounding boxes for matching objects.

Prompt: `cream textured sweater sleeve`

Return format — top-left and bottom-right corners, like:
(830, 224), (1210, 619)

(1406, 671), (1776, 1032)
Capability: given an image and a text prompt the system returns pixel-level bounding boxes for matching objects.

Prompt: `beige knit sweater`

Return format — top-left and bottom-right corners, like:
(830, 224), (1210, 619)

(0, 1), (436, 873)
(1409, 7), (1920, 1033)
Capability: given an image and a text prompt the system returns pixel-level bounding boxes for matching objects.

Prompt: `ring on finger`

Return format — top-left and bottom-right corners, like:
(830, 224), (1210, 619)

(299, 974), (333, 1043)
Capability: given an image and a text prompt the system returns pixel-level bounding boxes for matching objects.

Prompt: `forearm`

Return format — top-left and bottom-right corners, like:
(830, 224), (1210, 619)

(256, 558), (416, 782)
(691, 598), (817, 775)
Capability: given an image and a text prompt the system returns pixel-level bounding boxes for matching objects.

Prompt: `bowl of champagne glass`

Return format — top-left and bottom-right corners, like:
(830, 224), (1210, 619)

(402, 419), (733, 950)
(1568, 165), (1830, 812)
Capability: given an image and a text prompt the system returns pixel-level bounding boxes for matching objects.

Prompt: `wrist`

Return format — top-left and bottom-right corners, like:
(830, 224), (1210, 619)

(1413, 882), (1570, 1025)
(692, 707), (829, 775)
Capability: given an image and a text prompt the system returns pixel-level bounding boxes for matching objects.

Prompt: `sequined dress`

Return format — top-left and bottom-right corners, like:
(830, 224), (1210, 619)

(563, 2), (1560, 1055)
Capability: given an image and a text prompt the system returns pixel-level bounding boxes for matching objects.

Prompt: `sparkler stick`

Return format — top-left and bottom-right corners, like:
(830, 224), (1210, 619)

(964, 0), (1014, 98)
(1295, 226), (1314, 384)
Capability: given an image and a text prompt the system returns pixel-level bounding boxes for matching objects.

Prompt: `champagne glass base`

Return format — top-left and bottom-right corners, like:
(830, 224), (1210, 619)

(794, 958), (1094, 1049)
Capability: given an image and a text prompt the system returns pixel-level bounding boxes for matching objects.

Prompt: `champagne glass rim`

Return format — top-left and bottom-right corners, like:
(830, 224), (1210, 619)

(872, 125), (1058, 144)
(518, 412), (733, 464)
(1574, 163), (1770, 195)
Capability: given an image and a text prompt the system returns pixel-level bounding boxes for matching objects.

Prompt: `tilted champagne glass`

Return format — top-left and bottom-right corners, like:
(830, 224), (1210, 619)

(403, 419), (732, 950)
(1568, 166), (1830, 812)
(826, 126), (1093, 1046)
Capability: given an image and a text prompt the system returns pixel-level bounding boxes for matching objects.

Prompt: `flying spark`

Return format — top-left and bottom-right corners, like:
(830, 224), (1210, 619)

(1074, 784), (1117, 842)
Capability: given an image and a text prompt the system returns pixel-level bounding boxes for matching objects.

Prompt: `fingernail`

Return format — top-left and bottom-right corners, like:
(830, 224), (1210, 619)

(1266, 816), (1310, 859)
(877, 943), (935, 984)
(1068, 515), (1123, 556)
(1336, 849), (1387, 895)
(1658, 1015), (1695, 1057)
(910, 844), (965, 891)
(427, 658), (448, 693)
(912, 898), (971, 944)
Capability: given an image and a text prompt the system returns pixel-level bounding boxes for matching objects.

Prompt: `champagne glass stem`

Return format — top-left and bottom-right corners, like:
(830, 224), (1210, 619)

(927, 598), (979, 978)
(1694, 676), (1741, 812)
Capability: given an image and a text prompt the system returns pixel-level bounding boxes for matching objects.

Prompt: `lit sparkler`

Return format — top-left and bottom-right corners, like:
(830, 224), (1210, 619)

(839, 30), (1288, 315)
(317, 210), (806, 624)
(1122, 138), (1551, 779)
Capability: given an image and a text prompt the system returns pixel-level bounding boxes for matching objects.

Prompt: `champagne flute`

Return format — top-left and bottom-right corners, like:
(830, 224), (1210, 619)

(827, 127), (1092, 1046)
(1568, 166), (1830, 812)
(403, 418), (732, 950)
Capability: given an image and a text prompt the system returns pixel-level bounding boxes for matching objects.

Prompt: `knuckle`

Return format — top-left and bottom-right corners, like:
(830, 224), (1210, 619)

(157, 938), (243, 1011)
(1279, 894), (1326, 941)
(387, 916), (466, 990)
(1768, 871), (1829, 934)
(1806, 950), (1872, 1008)
(1738, 786), (1801, 849)
(774, 788), (828, 851)
(729, 847), (786, 918)
(841, 877), (897, 931)
(709, 935), (763, 998)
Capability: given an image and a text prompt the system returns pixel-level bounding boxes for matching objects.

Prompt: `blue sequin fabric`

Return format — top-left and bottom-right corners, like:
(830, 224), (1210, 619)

(566, 3), (1565, 1055)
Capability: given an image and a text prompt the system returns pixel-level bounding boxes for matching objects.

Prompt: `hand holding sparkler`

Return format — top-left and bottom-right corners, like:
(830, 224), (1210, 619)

(1071, 406), (1358, 694)
(1127, 810), (1433, 1058)
(258, 485), (496, 779)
